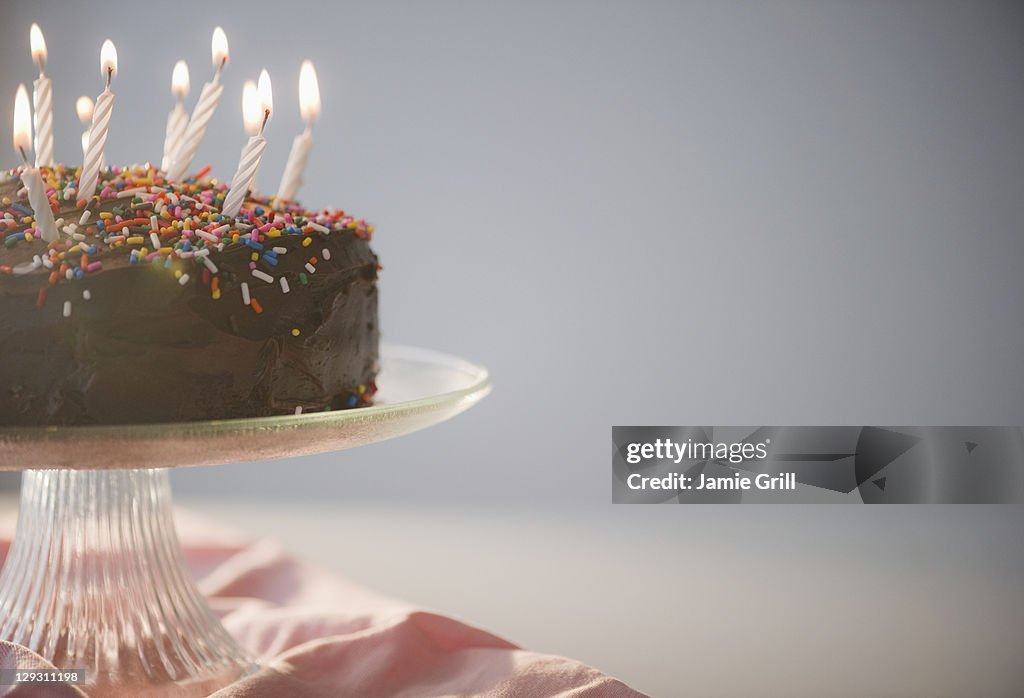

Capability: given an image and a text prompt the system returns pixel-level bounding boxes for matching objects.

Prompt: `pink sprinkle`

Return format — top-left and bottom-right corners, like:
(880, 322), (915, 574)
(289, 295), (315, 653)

(100, 187), (112, 198)
(115, 215), (123, 223)
(86, 261), (102, 272)
(174, 206), (182, 217)
(258, 223), (272, 233)
(248, 262), (256, 270)
(145, 251), (162, 262)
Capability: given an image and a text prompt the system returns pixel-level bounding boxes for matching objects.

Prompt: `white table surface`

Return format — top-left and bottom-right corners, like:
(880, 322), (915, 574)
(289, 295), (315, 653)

(2, 496), (1022, 697)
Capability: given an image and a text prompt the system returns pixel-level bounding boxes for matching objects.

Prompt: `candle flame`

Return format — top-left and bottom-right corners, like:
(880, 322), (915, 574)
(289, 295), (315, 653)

(13, 84), (31, 156)
(76, 96), (94, 124)
(82, 131), (90, 154)
(258, 69), (273, 118)
(29, 23), (47, 68)
(100, 39), (117, 80)
(212, 27), (229, 68)
(172, 60), (190, 98)
(299, 60), (321, 124)
(242, 80), (261, 136)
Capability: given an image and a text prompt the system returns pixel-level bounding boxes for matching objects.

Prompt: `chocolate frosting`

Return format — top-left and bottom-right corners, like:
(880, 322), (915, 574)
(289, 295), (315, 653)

(0, 165), (379, 426)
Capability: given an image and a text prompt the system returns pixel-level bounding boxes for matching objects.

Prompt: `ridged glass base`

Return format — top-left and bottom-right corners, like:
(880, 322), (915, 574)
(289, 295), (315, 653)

(0, 469), (256, 697)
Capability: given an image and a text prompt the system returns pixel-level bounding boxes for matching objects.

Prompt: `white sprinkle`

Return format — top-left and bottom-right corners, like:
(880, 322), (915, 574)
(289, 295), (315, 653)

(241, 282), (251, 305)
(168, 193), (179, 205)
(83, 290), (92, 301)
(252, 269), (275, 284)
(308, 222), (330, 234)
(294, 406), (303, 415)
(178, 273), (190, 285)
(150, 232), (161, 249)
(194, 248), (211, 257)
(279, 277), (290, 294)
(79, 210), (92, 226)
(65, 269), (74, 280)
(62, 301), (72, 318)
(196, 230), (219, 244)
(155, 202), (166, 215)
(210, 224), (230, 236)
(201, 256), (218, 273)
(72, 233), (86, 241)
(177, 251), (195, 259)
(304, 263), (316, 274)
(12, 260), (40, 275)
(150, 215), (159, 230)
(55, 218), (65, 228)
(272, 246), (287, 254)
(41, 257), (53, 269)
(116, 187), (146, 198)
(321, 248), (331, 260)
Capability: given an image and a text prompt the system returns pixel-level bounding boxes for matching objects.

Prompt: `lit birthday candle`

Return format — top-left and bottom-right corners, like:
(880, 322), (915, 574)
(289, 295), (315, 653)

(222, 70), (272, 219)
(29, 24), (54, 168)
(276, 60), (320, 203)
(161, 60), (190, 171)
(75, 95), (93, 160)
(76, 39), (117, 205)
(241, 79), (261, 190)
(167, 27), (228, 181)
(12, 84), (58, 242)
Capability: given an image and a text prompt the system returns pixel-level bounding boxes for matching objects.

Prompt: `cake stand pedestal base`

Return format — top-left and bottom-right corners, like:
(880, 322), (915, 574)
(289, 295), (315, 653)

(0, 469), (255, 697)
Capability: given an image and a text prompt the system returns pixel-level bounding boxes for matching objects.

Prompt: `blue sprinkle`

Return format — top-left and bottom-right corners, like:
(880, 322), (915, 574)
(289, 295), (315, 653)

(261, 254), (278, 266)
(10, 203), (32, 216)
(181, 240), (192, 251)
(74, 268), (84, 279)
(346, 395), (358, 408)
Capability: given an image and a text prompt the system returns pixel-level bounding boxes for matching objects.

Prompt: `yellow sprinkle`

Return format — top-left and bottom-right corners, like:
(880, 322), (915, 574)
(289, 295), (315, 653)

(1, 196), (10, 205)
(211, 289), (221, 300)
(267, 227), (281, 238)
(174, 269), (183, 279)
(302, 237), (312, 247)
(24, 232), (34, 242)
(291, 328), (301, 336)
(99, 212), (113, 220)
(21, 216), (32, 224)
(357, 384), (366, 394)
(231, 233), (240, 243)
(139, 246), (148, 256)
(251, 252), (259, 261)
(368, 224), (376, 234)
(126, 236), (145, 245)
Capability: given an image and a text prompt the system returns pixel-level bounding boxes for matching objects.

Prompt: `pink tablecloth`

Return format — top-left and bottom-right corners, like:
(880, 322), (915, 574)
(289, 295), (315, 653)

(0, 510), (644, 697)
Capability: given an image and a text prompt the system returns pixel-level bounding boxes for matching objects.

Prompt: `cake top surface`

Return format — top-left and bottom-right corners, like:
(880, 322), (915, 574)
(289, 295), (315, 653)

(0, 163), (374, 287)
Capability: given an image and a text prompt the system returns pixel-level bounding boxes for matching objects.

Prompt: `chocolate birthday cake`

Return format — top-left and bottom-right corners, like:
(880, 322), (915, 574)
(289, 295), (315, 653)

(0, 164), (379, 426)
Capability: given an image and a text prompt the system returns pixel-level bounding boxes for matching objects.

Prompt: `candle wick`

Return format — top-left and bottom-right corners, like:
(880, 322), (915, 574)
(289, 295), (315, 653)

(18, 146), (29, 167)
(214, 58), (227, 83)
(259, 109), (271, 134)
(106, 67), (113, 89)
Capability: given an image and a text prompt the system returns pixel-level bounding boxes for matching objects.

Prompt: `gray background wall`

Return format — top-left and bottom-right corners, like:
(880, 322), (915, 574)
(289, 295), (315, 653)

(0, 1), (1021, 503)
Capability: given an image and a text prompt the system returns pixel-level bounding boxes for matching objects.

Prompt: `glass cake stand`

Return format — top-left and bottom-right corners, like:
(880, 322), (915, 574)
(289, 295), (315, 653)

(0, 343), (490, 697)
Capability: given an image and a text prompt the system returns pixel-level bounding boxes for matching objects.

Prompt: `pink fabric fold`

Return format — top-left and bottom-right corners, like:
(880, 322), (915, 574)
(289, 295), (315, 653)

(0, 510), (644, 697)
